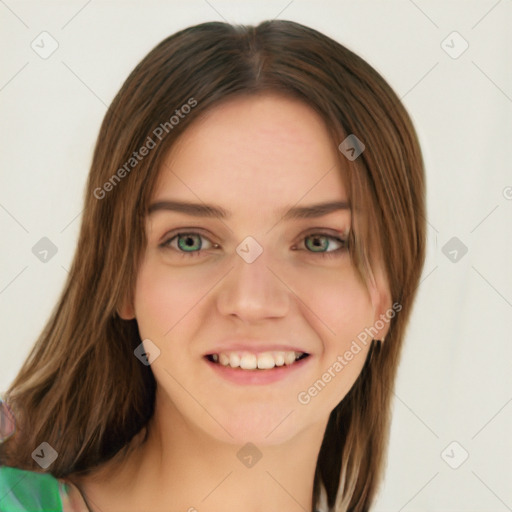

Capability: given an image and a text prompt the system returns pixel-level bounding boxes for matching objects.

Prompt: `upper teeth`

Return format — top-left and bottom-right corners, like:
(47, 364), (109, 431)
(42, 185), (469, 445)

(211, 351), (304, 370)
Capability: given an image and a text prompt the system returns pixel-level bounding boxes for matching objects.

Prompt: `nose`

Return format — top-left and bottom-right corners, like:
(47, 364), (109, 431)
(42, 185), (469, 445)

(216, 245), (290, 322)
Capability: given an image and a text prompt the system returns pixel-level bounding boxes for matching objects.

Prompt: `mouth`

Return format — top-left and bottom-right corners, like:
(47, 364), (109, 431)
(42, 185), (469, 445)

(204, 350), (310, 370)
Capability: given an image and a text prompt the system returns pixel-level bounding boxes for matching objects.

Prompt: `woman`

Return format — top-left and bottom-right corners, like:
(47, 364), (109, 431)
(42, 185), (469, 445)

(0, 19), (426, 512)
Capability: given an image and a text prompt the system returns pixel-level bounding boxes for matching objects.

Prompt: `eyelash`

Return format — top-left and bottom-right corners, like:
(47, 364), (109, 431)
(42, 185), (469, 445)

(159, 230), (349, 259)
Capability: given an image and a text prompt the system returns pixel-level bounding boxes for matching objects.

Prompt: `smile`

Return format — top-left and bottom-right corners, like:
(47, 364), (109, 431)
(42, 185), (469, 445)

(205, 351), (310, 370)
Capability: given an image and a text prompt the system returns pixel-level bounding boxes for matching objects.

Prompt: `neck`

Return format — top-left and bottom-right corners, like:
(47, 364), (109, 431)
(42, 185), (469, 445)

(73, 390), (328, 512)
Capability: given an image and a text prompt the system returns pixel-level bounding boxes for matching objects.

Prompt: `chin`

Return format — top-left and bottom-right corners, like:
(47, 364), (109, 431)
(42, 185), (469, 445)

(201, 403), (308, 447)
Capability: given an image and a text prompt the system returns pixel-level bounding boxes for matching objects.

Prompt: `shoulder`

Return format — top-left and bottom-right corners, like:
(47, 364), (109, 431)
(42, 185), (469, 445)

(0, 465), (62, 512)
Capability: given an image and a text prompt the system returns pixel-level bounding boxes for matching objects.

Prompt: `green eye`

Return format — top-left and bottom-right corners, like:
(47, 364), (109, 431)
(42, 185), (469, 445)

(176, 233), (203, 252)
(304, 234), (348, 255)
(161, 232), (215, 258)
(305, 235), (329, 252)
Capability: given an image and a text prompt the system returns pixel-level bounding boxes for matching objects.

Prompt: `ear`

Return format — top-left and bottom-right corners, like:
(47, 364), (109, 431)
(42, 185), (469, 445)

(367, 263), (393, 342)
(117, 293), (136, 320)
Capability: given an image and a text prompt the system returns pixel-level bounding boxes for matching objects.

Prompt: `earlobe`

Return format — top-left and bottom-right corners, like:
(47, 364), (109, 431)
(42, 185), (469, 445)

(373, 296), (393, 342)
(117, 296), (136, 320)
(368, 266), (392, 342)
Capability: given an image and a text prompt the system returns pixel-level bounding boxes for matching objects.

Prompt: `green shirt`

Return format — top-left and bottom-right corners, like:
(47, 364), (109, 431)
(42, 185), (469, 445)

(0, 466), (76, 512)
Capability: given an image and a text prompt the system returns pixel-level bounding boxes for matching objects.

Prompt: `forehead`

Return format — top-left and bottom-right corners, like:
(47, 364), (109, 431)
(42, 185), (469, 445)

(152, 94), (348, 212)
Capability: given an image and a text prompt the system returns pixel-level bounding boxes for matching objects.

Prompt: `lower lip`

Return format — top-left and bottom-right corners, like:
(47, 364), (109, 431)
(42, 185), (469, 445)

(204, 356), (311, 385)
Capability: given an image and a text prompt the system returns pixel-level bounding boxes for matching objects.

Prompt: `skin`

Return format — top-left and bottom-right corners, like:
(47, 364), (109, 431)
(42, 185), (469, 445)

(72, 93), (391, 512)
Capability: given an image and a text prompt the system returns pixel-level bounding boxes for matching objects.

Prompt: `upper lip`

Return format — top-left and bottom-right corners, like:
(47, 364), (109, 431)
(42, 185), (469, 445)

(205, 340), (310, 356)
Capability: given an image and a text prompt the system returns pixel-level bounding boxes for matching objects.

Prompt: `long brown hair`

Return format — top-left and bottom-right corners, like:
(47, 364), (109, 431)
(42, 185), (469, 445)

(0, 20), (426, 511)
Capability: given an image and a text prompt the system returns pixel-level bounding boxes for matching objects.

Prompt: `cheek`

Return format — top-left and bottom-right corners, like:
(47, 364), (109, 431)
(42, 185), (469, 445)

(133, 258), (213, 338)
(296, 273), (373, 411)
(296, 266), (373, 343)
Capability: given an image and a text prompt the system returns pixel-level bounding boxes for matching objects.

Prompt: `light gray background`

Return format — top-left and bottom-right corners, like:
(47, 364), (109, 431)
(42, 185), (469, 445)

(1, 1), (511, 511)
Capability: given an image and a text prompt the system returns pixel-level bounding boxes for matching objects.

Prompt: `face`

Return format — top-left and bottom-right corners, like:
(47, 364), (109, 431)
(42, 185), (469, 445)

(120, 93), (391, 445)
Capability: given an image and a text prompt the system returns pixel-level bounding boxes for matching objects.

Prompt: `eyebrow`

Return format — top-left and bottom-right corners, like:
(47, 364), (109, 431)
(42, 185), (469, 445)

(147, 199), (350, 220)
